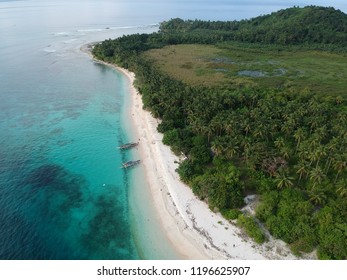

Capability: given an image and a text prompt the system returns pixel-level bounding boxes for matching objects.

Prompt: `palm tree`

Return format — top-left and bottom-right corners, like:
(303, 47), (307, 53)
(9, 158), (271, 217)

(336, 179), (347, 198)
(333, 156), (346, 183)
(274, 171), (294, 189)
(240, 117), (251, 136)
(309, 137), (319, 151)
(281, 119), (295, 136)
(188, 114), (205, 135)
(241, 137), (251, 151)
(274, 137), (285, 149)
(308, 189), (327, 206)
(307, 148), (319, 167)
(280, 145), (291, 160)
(225, 145), (238, 160)
(211, 138), (224, 157)
(315, 125), (327, 143)
(224, 120), (235, 136)
(295, 160), (309, 182)
(324, 139), (337, 172)
(315, 145), (327, 168)
(210, 115), (224, 137)
(309, 166), (326, 188)
(294, 128), (305, 151)
(297, 142), (310, 162)
(253, 125), (264, 139)
(243, 146), (251, 162)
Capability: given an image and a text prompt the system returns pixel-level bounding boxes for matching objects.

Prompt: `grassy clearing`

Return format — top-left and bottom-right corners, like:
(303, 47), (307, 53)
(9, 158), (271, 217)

(144, 44), (347, 96)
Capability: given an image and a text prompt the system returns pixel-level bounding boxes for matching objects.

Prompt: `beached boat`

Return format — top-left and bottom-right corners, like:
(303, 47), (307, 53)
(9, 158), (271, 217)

(121, 160), (141, 169)
(118, 142), (139, 150)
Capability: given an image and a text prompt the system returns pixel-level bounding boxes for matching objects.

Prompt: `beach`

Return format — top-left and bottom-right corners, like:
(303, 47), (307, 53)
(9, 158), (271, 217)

(83, 44), (300, 260)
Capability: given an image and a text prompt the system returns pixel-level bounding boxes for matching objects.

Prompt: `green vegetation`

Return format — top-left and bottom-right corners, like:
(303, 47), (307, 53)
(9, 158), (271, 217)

(237, 214), (267, 244)
(221, 209), (242, 220)
(93, 6), (347, 259)
(145, 44), (347, 96)
(160, 6), (347, 46)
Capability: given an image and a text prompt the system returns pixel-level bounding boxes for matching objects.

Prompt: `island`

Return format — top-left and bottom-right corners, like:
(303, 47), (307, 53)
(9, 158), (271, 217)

(91, 6), (347, 260)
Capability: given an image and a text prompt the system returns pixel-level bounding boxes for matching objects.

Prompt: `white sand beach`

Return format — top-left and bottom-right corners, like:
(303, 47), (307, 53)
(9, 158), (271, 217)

(83, 44), (302, 260)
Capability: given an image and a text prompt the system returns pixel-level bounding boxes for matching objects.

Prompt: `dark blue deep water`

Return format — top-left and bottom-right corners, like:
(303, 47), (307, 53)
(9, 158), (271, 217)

(1, 0), (345, 260)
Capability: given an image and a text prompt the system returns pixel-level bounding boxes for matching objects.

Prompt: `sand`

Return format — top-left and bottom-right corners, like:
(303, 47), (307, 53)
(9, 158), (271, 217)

(82, 44), (303, 260)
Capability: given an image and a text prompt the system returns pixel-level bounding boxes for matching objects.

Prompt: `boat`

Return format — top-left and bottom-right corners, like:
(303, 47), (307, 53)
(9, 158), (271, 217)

(121, 160), (141, 169)
(118, 142), (139, 150)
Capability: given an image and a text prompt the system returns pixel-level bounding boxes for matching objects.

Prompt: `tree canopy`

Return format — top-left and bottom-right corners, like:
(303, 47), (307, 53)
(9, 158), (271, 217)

(160, 6), (347, 46)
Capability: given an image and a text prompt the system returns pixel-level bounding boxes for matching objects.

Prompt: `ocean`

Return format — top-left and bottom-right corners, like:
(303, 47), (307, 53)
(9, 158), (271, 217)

(1, 0), (344, 260)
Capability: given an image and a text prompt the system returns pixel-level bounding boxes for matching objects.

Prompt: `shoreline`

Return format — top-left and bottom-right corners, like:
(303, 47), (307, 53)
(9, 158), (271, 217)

(82, 43), (301, 260)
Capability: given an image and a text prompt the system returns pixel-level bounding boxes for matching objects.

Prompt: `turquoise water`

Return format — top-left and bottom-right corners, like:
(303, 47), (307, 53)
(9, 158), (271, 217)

(1, 0), (345, 260)
(0, 51), (137, 258)
(0, 0), (185, 260)
(0, 0), (153, 259)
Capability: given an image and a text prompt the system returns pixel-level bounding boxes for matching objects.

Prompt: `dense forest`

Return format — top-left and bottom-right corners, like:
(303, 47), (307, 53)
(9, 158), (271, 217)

(160, 5), (347, 46)
(93, 6), (347, 259)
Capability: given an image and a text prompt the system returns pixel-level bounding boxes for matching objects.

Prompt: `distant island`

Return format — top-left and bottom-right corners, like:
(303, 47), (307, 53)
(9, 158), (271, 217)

(92, 6), (347, 259)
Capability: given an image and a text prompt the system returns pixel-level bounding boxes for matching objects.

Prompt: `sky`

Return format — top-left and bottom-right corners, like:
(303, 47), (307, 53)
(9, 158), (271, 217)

(184, 0), (347, 10)
(1, 0), (346, 23)
(171, 0), (347, 20)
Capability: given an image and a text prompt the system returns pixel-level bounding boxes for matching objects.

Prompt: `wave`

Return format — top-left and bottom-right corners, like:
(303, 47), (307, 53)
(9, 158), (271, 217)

(110, 23), (159, 30)
(77, 28), (103, 33)
(77, 23), (159, 33)
(63, 39), (77, 44)
(43, 49), (56, 53)
(53, 32), (70, 36)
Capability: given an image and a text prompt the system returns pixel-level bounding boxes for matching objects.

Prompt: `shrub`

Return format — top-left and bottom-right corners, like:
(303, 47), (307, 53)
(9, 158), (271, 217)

(237, 214), (267, 244)
(221, 209), (242, 220)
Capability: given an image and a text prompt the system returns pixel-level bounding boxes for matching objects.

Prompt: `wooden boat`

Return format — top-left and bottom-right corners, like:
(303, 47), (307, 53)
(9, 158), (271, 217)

(118, 142), (139, 150)
(121, 160), (141, 169)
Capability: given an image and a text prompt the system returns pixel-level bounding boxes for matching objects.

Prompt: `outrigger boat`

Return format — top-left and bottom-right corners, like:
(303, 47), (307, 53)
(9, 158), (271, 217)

(121, 160), (141, 169)
(118, 142), (139, 150)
